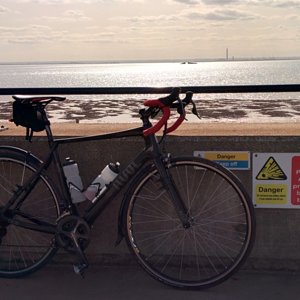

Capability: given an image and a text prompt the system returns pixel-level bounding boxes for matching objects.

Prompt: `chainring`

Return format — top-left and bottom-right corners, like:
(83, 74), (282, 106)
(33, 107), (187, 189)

(56, 215), (91, 253)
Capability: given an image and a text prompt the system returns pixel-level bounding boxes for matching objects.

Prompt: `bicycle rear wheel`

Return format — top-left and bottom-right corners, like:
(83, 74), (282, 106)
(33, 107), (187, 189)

(124, 156), (255, 289)
(0, 148), (60, 277)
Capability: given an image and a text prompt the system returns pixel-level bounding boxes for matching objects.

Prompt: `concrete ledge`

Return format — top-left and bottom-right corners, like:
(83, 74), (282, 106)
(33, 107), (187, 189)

(1, 123), (300, 271)
(2, 121), (300, 136)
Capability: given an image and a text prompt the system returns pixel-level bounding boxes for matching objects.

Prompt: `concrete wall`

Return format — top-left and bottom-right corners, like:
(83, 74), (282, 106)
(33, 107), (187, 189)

(1, 134), (300, 271)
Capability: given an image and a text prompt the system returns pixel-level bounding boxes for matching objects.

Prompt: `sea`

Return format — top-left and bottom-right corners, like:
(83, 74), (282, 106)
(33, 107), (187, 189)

(1, 60), (300, 124)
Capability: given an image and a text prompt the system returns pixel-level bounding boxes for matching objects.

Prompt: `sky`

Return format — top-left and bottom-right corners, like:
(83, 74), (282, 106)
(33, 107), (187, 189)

(0, 0), (300, 63)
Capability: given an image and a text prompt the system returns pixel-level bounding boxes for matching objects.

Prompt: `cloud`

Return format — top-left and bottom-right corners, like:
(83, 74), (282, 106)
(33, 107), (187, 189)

(172, 0), (300, 8)
(0, 24), (62, 44)
(7, 36), (53, 44)
(171, 0), (241, 4)
(186, 9), (258, 21)
(172, 0), (200, 4)
(10, 0), (143, 4)
(0, 5), (10, 13)
(0, 24), (51, 33)
(202, 0), (240, 4)
(41, 10), (91, 22)
(114, 14), (179, 23)
(245, 0), (300, 8)
(270, 0), (300, 8)
(10, 0), (98, 3)
(63, 10), (90, 19)
(0, 23), (121, 45)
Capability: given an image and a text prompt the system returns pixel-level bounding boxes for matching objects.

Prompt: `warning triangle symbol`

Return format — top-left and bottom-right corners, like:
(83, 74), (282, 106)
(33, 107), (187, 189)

(256, 156), (287, 180)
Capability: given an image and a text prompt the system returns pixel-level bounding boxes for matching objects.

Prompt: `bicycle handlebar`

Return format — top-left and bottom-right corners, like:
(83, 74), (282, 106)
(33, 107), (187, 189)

(143, 89), (196, 136)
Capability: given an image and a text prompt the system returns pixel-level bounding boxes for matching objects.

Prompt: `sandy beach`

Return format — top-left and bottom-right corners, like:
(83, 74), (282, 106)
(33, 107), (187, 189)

(1, 121), (300, 137)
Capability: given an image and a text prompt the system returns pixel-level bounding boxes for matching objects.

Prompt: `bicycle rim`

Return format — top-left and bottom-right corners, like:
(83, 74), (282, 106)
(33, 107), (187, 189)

(0, 154), (60, 277)
(125, 157), (255, 289)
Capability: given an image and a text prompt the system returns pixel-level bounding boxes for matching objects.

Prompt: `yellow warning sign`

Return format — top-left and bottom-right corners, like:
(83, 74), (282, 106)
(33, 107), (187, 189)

(256, 184), (288, 205)
(256, 156), (287, 180)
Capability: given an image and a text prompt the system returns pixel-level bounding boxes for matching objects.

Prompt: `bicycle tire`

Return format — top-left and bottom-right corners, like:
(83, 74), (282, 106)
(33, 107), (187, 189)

(0, 148), (60, 278)
(123, 156), (255, 289)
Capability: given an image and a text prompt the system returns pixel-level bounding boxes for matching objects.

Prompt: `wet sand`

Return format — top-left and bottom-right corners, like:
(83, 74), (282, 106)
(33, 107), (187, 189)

(2, 96), (300, 125)
(1, 122), (300, 136)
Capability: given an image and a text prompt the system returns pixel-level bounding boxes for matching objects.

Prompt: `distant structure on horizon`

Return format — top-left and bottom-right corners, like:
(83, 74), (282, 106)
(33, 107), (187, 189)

(225, 48), (235, 61)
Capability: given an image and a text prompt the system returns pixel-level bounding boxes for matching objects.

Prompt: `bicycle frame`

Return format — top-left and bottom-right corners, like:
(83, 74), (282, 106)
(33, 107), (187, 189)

(1, 118), (189, 236)
(52, 125), (159, 225)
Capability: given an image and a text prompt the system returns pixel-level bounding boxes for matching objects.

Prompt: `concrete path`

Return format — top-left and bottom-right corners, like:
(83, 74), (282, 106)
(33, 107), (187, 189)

(1, 264), (300, 300)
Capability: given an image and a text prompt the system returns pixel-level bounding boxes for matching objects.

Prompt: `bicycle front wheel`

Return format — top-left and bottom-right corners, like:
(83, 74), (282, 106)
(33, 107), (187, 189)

(0, 148), (60, 277)
(124, 157), (255, 289)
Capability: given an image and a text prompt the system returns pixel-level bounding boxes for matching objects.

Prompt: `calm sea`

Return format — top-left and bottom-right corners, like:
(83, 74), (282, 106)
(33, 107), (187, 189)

(1, 60), (300, 123)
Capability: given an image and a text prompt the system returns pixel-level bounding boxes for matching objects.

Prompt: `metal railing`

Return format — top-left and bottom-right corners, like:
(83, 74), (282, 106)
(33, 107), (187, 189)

(1, 84), (300, 96)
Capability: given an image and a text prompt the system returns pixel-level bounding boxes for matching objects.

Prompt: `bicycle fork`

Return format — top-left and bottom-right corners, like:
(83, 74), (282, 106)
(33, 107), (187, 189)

(154, 154), (191, 228)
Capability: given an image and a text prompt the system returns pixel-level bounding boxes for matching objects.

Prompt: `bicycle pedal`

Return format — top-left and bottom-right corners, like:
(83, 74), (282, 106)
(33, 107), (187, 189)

(73, 263), (88, 278)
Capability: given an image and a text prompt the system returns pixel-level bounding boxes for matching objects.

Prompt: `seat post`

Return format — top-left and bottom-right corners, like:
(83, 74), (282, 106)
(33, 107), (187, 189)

(45, 124), (55, 146)
(38, 104), (54, 146)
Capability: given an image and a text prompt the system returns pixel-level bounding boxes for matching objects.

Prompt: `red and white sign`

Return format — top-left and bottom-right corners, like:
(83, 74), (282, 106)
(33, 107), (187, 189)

(291, 156), (300, 205)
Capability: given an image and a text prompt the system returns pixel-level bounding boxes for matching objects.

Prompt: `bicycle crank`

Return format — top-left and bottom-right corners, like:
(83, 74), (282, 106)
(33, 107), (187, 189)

(56, 215), (91, 252)
(56, 215), (91, 277)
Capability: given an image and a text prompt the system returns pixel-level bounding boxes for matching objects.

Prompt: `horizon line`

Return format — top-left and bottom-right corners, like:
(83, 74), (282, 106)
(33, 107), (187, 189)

(1, 56), (300, 65)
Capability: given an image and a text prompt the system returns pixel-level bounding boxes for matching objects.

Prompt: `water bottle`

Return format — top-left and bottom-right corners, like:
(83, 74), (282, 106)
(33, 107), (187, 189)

(62, 158), (86, 203)
(84, 162), (120, 202)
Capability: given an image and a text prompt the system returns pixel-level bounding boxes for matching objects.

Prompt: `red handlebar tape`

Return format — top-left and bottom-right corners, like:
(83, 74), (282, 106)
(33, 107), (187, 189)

(143, 99), (185, 136)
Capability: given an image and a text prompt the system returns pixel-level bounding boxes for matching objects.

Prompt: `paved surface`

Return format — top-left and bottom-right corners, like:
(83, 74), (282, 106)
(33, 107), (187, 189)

(1, 264), (300, 300)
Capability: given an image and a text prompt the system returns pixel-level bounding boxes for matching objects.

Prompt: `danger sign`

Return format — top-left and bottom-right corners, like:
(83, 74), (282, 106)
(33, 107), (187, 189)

(253, 153), (300, 209)
(194, 151), (250, 170)
(255, 184), (287, 205)
(256, 157), (287, 180)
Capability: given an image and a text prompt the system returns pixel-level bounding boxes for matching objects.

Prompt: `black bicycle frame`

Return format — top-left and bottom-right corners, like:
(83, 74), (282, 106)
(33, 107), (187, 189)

(1, 115), (190, 235)
(53, 125), (156, 225)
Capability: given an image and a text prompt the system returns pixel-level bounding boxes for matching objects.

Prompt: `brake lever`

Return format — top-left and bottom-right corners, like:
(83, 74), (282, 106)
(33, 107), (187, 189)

(176, 98), (185, 117)
(191, 100), (200, 119)
(179, 91), (197, 120)
(182, 91), (193, 105)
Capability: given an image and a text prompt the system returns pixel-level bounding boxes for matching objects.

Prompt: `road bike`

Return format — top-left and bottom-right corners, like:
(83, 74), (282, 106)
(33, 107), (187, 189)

(0, 88), (255, 289)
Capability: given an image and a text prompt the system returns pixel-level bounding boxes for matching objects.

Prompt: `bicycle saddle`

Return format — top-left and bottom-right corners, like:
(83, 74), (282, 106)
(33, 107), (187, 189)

(12, 95), (66, 103)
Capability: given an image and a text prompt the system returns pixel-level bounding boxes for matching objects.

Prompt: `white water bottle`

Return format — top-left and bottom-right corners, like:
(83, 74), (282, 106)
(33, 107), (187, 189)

(84, 162), (120, 202)
(62, 158), (86, 204)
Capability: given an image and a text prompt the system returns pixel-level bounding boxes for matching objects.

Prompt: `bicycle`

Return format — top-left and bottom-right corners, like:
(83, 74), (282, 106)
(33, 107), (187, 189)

(0, 88), (255, 289)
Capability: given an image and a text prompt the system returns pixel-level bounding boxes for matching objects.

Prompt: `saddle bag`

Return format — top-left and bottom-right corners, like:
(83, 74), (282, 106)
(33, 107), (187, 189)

(12, 100), (50, 141)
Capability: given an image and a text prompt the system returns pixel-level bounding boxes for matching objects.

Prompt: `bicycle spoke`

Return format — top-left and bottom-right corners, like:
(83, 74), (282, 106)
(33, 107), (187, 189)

(133, 198), (176, 222)
(0, 153), (60, 277)
(126, 158), (254, 289)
